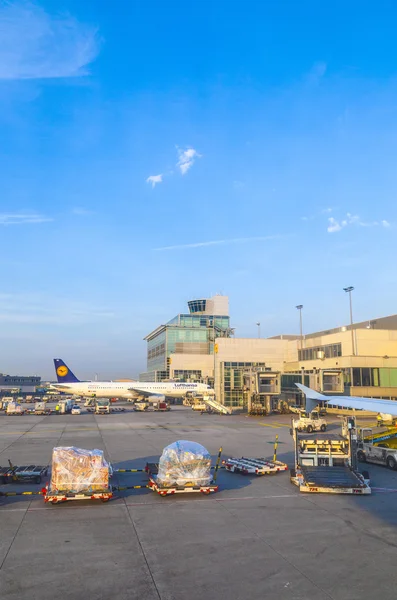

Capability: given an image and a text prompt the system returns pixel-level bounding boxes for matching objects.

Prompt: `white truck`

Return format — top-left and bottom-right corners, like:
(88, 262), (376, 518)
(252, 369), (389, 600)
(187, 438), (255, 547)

(95, 399), (111, 414)
(292, 411), (327, 433)
(357, 429), (397, 470)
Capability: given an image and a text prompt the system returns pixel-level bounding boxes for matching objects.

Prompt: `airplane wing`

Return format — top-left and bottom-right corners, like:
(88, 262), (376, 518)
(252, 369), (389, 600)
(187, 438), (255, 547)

(128, 387), (165, 399)
(296, 383), (397, 416)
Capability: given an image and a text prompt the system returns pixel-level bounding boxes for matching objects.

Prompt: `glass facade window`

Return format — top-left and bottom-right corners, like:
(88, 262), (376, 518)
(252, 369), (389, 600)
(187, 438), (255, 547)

(146, 310), (231, 381)
(298, 343), (342, 361)
(350, 367), (397, 387)
(221, 362), (267, 407)
(147, 330), (167, 372)
(173, 370), (202, 381)
(188, 299), (207, 313)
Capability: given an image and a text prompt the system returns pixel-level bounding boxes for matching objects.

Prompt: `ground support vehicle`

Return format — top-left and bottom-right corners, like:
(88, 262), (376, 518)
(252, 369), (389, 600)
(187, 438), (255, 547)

(0, 462), (48, 484)
(202, 395), (232, 415)
(95, 399), (111, 414)
(43, 485), (113, 504)
(223, 457), (288, 475)
(292, 411), (327, 433)
(133, 402), (149, 411)
(248, 403), (267, 416)
(191, 402), (207, 412)
(28, 402), (51, 415)
(151, 401), (170, 411)
(5, 403), (24, 416)
(360, 426), (397, 447)
(357, 428), (397, 470)
(290, 430), (371, 494)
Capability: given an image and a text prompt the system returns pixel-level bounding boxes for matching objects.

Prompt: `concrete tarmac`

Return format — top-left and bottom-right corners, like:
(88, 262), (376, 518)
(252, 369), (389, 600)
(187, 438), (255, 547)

(1, 405), (397, 600)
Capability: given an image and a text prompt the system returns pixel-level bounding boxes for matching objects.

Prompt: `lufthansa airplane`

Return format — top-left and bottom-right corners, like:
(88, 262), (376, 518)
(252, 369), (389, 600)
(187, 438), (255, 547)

(51, 359), (214, 400)
(296, 383), (397, 417)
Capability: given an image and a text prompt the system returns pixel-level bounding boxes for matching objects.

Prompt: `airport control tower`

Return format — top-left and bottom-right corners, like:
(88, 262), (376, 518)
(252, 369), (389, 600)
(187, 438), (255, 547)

(140, 295), (232, 382)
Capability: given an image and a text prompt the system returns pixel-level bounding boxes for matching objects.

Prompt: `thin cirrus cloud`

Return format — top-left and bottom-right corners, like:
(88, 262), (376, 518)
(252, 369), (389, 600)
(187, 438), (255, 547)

(72, 207), (95, 216)
(146, 174), (163, 188)
(0, 1), (99, 80)
(327, 213), (391, 233)
(0, 213), (53, 225)
(154, 235), (282, 251)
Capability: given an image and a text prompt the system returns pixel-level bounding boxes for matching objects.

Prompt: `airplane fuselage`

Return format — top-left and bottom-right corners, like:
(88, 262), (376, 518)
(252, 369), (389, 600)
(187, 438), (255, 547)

(51, 381), (213, 399)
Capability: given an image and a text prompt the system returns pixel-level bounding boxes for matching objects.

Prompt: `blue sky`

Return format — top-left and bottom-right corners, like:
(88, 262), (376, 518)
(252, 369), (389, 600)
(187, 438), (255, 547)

(1, 0), (397, 379)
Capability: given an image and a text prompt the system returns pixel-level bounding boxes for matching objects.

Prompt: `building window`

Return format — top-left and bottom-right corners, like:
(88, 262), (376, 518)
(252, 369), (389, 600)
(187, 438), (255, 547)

(298, 343), (342, 361)
(352, 368), (361, 387)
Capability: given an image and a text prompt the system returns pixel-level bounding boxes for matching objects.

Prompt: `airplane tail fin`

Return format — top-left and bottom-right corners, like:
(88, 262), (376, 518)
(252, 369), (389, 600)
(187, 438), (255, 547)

(53, 358), (80, 383)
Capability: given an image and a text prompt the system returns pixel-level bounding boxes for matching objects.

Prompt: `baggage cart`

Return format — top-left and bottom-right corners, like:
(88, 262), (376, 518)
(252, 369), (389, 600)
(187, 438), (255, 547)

(146, 463), (218, 496)
(0, 461), (48, 484)
(43, 485), (113, 504)
(145, 447), (222, 496)
(223, 457), (288, 476)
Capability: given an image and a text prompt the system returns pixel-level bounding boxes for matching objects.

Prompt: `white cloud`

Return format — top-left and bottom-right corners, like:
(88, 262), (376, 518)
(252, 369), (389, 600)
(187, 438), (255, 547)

(0, 213), (53, 225)
(327, 217), (343, 233)
(154, 235), (282, 251)
(0, 1), (99, 80)
(327, 213), (391, 233)
(176, 147), (201, 175)
(72, 207), (94, 216)
(146, 174), (163, 188)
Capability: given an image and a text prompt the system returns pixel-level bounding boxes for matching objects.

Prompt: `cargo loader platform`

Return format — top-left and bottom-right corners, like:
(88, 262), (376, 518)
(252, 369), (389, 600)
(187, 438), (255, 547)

(291, 465), (371, 494)
(291, 430), (371, 494)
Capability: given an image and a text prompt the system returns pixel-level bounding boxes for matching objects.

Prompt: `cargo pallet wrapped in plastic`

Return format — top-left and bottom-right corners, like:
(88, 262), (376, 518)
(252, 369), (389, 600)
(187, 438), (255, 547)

(148, 440), (219, 496)
(44, 446), (113, 504)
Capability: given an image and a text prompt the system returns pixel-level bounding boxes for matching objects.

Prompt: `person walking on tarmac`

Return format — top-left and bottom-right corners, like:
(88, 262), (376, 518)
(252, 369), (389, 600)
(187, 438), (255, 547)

(55, 404), (60, 415)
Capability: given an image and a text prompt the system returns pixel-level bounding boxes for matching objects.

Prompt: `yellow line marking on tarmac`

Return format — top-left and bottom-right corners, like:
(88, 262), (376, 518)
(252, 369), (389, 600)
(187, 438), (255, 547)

(0, 424), (228, 435)
(257, 423), (285, 429)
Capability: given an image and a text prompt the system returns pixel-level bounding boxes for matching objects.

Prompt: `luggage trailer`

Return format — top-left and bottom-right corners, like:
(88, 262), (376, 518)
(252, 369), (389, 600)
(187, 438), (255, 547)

(0, 461), (49, 485)
(223, 457), (288, 476)
(43, 486), (113, 504)
(144, 447), (222, 496)
(291, 430), (371, 494)
(223, 435), (288, 476)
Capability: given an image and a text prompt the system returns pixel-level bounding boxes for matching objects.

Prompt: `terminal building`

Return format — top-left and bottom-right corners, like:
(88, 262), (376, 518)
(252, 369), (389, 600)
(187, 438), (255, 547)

(0, 373), (41, 393)
(140, 295), (233, 382)
(141, 296), (397, 410)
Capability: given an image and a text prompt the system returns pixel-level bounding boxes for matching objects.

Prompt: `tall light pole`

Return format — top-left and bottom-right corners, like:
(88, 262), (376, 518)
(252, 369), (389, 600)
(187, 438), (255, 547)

(296, 305), (304, 386)
(296, 305), (303, 353)
(343, 286), (355, 356)
(256, 322), (261, 338)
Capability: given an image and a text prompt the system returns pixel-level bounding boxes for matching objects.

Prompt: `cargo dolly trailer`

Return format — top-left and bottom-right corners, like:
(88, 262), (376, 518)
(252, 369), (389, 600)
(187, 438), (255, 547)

(223, 435), (287, 476)
(223, 457), (288, 475)
(43, 486), (113, 504)
(291, 430), (371, 494)
(145, 447), (222, 497)
(0, 461), (49, 484)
